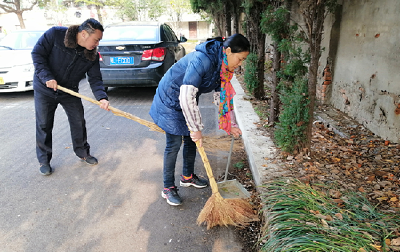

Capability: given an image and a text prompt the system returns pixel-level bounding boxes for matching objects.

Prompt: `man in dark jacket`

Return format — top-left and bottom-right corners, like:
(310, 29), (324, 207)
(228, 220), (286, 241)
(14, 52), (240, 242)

(31, 18), (109, 176)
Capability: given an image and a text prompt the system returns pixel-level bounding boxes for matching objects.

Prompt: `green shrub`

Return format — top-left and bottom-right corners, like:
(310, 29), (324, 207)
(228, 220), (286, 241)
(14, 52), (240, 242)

(244, 52), (259, 94)
(274, 77), (309, 153)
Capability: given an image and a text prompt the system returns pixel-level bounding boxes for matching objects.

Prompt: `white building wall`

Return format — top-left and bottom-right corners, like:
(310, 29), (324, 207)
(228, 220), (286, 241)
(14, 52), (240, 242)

(320, 0), (400, 142)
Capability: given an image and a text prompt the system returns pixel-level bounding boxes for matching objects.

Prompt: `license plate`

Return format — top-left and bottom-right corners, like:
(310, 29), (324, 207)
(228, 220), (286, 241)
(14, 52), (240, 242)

(110, 57), (134, 65)
(0, 77), (4, 85)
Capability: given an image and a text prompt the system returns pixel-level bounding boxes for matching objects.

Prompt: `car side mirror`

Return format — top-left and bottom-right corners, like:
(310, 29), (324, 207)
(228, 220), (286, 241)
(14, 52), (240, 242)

(179, 36), (187, 43)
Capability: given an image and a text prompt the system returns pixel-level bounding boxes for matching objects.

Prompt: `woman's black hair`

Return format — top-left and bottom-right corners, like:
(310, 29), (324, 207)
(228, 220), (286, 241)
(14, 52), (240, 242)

(206, 34), (250, 53)
(223, 34), (250, 53)
(79, 18), (104, 34)
(207, 36), (224, 42)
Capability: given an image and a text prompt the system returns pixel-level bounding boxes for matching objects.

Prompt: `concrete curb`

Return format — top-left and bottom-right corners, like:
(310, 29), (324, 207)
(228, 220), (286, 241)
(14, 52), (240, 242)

(231, 75), (289, 188)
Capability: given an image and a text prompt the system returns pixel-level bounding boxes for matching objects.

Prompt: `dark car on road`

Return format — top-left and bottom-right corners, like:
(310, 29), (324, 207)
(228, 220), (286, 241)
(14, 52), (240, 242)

(98, 22), (187, 89)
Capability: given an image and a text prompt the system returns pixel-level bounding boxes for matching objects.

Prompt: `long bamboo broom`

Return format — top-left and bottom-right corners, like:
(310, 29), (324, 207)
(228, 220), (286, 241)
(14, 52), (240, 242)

(57, 85), (258, 229)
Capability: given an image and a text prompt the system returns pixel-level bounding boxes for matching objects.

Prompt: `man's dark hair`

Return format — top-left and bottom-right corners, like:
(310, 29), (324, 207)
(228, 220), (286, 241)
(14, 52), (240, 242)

(79, 18), (104, 34)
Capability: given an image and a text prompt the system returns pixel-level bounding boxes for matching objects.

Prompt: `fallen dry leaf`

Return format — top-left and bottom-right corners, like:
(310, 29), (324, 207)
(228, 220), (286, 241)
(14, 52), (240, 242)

(392, 237), (400, 246)
(366, 175), (375, 181)
(377, 196), (389, 202)
(333, 199), (344, 204)
(334, 213), (343, 220)
(315, 214), (326, 219)
(370, 244), (382, 250)
(321, 219), (329, 228)
(329, 189), (342, 198)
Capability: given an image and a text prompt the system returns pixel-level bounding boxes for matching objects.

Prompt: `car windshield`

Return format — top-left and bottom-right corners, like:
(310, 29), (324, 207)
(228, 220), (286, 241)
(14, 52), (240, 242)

(0, 31), (43, 50)
(102, 26), (158, 41)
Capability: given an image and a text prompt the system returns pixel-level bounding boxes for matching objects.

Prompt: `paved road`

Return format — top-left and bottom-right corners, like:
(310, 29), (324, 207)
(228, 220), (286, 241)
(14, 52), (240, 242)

(0, 82), (243, 252)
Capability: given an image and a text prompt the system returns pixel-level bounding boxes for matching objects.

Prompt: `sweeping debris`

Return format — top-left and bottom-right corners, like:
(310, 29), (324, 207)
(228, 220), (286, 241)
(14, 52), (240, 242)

(57, 85), (258, 229)
(217, 136), (251, 199)
(195, 140), (259, 229)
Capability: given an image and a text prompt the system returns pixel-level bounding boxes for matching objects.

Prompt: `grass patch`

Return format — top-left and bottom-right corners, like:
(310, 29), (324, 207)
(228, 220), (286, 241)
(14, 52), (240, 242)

(259, 178), (400, 252)
(255, 105), (268, 121)
(234, 161), (245, 170)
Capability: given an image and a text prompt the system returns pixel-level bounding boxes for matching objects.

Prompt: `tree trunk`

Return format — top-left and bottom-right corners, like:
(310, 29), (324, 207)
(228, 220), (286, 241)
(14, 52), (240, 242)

(269, 42), (280, 125)
(255, 34), (266, 99)
(269, 0), (292, 125)
(233, 4), (240, 34)
(225, 0), (232, 37)
(16, 11), (25, 29)
(247, 1), (266, 99)
(214, 14), (224, 36)
(303, 2), (325, 153)
(95, 5), (103, 24)
(212, 13), (221, 36)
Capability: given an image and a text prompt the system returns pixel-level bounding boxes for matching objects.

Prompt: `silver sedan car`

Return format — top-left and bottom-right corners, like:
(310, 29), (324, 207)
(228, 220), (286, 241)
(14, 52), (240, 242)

(0, 30), (45, 93)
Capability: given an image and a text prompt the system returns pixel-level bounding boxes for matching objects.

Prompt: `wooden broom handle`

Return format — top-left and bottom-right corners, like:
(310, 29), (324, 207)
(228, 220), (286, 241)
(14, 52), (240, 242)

(195, 141), (220, 195)
(57, 85), (220, 195)
(56, 85), (164, 133)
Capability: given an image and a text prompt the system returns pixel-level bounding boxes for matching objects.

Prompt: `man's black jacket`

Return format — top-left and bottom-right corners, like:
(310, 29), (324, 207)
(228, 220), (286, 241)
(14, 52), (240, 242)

(31, 25), (107, 101)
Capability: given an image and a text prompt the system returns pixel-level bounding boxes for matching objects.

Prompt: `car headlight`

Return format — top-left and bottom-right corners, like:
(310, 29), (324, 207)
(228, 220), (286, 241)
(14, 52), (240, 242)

(8, 63), (35, 73)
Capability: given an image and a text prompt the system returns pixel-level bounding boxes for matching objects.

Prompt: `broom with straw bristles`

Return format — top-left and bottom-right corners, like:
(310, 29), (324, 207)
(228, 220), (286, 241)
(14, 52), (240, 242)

(56, 85), (258, 229)
(194, 140), (259, 229)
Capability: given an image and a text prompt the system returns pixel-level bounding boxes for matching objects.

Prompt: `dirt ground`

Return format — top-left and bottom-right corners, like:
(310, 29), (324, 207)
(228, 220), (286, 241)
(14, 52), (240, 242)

(207, 135), (262, 252)
(227, 74), (400, 252)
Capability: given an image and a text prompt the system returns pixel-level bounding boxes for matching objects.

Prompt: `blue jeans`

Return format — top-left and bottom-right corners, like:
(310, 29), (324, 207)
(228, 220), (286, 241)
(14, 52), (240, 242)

(163, 132), (197, 188)
(34, 90), (90, 165)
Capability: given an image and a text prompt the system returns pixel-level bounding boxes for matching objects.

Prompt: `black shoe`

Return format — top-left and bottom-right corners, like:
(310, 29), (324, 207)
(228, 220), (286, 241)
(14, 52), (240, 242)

(80, 155), (98, 165)
(161, 186), (182, 206)
(180, 174), (208, 188)
(39, 164), (52, 176)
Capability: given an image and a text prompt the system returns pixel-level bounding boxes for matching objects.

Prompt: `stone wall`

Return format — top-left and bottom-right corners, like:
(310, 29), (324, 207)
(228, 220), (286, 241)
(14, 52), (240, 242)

(318, 0), (400, 142)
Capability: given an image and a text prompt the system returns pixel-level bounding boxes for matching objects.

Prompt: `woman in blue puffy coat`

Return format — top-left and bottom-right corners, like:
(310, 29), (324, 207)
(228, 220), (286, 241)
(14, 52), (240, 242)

(149, 34), (250, 206)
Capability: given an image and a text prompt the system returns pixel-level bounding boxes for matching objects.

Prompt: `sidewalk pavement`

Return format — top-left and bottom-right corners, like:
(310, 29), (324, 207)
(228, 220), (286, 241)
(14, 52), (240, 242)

(231, 75), (289, 188)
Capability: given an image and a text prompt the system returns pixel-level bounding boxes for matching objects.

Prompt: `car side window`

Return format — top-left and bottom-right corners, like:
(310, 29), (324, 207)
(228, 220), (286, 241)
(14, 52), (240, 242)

(164, 25), (178, 43)
(160, 26), (167, 42)
(162, 25), (173, 42)
(169, 27), (179, 42)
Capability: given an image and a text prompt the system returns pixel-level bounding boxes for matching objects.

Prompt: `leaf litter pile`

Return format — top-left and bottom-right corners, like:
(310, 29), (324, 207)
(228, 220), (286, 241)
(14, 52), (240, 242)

(295, 105), (400, 212)
(247, 103), (400, 251)
(217, 75), (400, 251)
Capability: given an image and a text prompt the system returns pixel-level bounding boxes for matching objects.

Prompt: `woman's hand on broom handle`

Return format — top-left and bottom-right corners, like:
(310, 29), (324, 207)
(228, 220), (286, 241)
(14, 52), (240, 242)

(190, 131), (203, 147)
(231, 127), (242, 138)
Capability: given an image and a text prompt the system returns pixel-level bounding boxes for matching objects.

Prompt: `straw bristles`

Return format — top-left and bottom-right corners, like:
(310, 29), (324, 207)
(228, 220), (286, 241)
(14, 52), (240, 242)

(197, 193), (259, 229)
